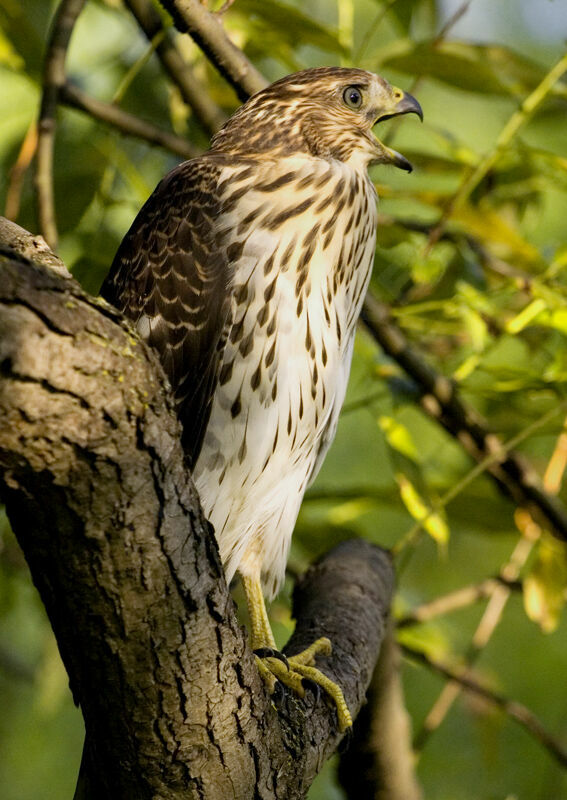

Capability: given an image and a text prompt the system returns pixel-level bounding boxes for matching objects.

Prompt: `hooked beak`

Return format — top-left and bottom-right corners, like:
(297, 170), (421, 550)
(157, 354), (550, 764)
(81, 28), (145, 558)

(372, 90), (423, 172)
(376, 91), (423, 124)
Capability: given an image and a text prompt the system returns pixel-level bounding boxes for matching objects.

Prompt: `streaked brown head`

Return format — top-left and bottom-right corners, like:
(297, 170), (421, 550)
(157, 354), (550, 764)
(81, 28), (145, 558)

(211, 66), (422, 170)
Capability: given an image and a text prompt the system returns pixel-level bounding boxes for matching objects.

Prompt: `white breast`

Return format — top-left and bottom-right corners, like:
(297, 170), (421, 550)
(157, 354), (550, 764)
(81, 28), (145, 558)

(192, 155), (377, 597)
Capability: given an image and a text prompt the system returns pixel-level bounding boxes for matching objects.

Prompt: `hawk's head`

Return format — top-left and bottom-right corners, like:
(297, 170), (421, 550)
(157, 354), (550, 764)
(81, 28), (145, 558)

(211, 67), (422, 171)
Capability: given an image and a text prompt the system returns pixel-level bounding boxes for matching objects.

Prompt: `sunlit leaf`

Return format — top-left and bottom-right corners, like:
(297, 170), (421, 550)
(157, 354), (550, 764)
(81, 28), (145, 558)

(327, 498), (376, 524)
(459, 306), (488, 351)
(453, 354), (480, 382)
(379, 415), (420, 461)
(396, 621), (452, 658)
(451, 205), (544, 267)
(395, 473), (449, 544)
(524, 533), (567, 633)
(535, 309), (567, 337)
(506, 298), (547, 334)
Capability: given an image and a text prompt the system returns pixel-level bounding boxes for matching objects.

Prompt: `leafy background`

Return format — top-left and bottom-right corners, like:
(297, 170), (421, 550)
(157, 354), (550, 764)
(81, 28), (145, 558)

(1, 0), (567, 797)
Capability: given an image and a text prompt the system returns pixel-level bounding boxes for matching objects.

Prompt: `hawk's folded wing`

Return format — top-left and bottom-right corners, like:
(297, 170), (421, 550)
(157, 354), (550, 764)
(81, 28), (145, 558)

(100, 157), (232, 467)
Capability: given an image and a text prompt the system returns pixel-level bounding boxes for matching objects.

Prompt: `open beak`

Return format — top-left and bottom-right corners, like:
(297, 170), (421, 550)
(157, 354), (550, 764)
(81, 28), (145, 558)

(372, 89), (423, 172)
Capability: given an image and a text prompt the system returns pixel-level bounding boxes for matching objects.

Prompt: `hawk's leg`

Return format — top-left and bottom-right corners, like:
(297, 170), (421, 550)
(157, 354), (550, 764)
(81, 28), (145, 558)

(241, 574), (353, 732)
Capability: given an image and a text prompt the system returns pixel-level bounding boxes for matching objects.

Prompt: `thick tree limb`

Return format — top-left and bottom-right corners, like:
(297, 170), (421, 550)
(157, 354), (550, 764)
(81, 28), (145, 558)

(339, 626), (422, 800)
(0, 218), (394, 799)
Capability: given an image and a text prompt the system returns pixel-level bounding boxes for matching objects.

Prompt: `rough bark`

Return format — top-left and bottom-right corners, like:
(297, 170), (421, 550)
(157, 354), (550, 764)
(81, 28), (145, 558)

(0, 218), (394, 799)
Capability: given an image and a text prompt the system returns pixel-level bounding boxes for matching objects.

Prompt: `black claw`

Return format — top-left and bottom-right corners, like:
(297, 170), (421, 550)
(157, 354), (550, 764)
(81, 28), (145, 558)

(338, 725), (354, 753)
(301, 677), (322, 703)
(253, 647), (289, 669)
(272, 680), (288, 703)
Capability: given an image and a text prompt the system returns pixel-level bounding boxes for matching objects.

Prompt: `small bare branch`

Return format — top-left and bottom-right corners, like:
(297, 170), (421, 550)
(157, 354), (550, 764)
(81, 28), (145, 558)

(396, 577), (520, 628)
(5, 122), (38, 222)
(36, 0), (87, 249)
(402, 644), (567, 770)
(125, 0), (227, 135)
(60, 82), (200, 159)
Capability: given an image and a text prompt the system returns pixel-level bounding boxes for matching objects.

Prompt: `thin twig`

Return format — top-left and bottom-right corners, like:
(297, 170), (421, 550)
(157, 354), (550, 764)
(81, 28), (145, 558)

(362, 291), (567, 544)
(36, 0), (87, 249)
(414, 534), (534, 750)
(354, 0), (400, 65)
(382, 0), (471, 148)
(125, 0), (227, 134)
(396, 577), (520, 628)
(435, 0), (472, 42)
(60, 82), (199, 159)
(158, 0), (268, 100)
(413, 416), (567, 749)
(402, 644), (567, 769)
(427, 51), (567, 251)
(5, 121), (38, 221)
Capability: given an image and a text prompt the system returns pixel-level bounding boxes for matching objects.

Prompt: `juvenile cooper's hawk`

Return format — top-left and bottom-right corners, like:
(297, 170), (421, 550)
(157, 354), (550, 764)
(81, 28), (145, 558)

(102, 67), (422, 730)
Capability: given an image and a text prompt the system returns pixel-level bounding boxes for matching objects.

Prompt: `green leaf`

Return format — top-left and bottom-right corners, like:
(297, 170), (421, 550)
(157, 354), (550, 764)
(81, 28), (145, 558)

(506, 298), (547, 334)
(380, 39), (550, 96)
(379, 414), (420, 461)
(229, 0), (346, 59)
(396, 473), (449, 544)
(524, 534), (567, 633)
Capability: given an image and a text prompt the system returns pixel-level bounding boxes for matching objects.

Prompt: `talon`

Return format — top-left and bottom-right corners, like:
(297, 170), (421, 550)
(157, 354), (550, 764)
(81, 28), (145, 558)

(243, 575), (352, 731)
(301, 677), (322, 703)
(272, 680), (287, 703)
(338, 725), (354, 752)
(253, 647), (289, 669)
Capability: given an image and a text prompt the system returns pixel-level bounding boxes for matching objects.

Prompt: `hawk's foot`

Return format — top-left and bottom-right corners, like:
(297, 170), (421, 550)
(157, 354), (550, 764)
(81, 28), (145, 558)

(242, 573), (352, 732)
(255, 637), (352, 732)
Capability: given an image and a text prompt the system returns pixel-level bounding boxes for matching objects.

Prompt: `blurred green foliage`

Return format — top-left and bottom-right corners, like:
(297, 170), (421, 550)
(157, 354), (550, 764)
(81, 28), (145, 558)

(1, 0), (567, 797)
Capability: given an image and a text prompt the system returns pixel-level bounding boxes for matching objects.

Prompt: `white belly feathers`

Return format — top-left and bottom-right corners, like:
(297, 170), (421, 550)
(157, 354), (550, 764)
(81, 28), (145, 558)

(192, 156), (377, 596)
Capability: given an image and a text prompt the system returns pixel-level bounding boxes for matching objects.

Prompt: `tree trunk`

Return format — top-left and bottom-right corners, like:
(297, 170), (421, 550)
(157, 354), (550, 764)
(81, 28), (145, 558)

(0, 217), (394, 799)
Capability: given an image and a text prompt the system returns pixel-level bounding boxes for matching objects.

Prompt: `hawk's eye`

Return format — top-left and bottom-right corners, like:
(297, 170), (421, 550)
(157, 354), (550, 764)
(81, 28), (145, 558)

(343, 86), (363, 109)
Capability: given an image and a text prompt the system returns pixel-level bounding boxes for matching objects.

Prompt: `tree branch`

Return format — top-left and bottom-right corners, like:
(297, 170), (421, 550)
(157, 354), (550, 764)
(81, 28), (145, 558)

(0, 218), (394, 799)
(402, 644), (567, 770)
(339, 625), (423, 800)
(60, 81), (200, 159)
(158, 0), (268, 100)
(125, 0), (227, 135)
(396, 576), (521, 628)
(36, 0), (86, 249)
(361, 291), (567, 542)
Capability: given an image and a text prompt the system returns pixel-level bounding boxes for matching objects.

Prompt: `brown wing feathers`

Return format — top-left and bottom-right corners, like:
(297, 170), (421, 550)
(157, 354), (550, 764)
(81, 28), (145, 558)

(100, 158), (232, 467)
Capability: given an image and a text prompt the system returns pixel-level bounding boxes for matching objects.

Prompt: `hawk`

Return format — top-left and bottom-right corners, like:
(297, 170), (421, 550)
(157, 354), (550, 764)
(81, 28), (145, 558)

(102, 67), (422, 731)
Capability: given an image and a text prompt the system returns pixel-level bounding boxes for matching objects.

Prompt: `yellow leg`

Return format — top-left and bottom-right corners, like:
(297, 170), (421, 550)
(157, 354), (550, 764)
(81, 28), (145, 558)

(241, 574), (353, 732)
